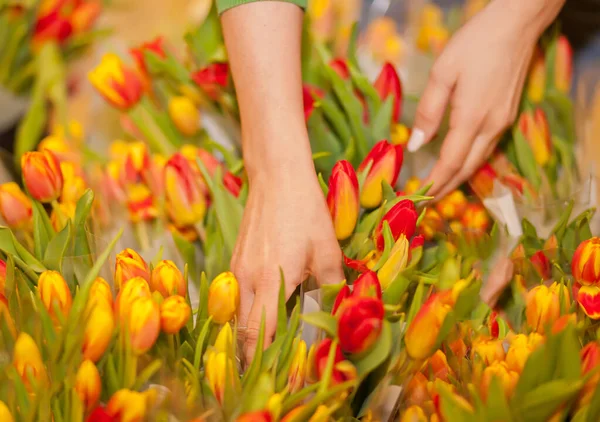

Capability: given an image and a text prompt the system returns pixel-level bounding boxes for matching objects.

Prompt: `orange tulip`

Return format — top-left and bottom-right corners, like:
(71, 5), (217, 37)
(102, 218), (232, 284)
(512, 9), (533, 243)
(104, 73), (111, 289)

(88, 54), (144, 110)
(580, 342), (600, 405)
(526, 282), (570, 333)
(423, 350), (453, 381)
(0, 183), (32, 229)
(405, 372), (429, 407)
(358, 140), (404, 208)
(418, 208), (444, 241)
(88, 277), (113, 309)
(236, 411), (273, 422)
(327, 160), (359, 241)
(75, 360), (101, 410)
(151, 260), (186, 297)
(571, 237), (600, 286)
(405, 291), (453, 360)
(160, 295), (191, 334)
(506, 333), (543, 373)
(460, 203), (490, 233)
(469, 163), (497, 199)
(37, 270), (72, 319)
(127, 297), (160, 354)
(21, 151), (63, 202)
(114, 248), (150, 290)
(83, 302), (115, 362)
(126, 184), (158, 223)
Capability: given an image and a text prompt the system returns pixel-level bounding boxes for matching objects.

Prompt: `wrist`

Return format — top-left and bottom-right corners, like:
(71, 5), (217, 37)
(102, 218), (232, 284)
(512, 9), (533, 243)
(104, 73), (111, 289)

(505, 0), (565, 38)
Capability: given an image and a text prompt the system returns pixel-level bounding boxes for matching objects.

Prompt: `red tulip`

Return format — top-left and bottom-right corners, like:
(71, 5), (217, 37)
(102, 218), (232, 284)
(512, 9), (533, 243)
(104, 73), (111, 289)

(410, 235), (425, 250)
(130, 36), (166, 74)
(488, 311), (499, 338)
(338, 296), (384, 354)
(327, 160), (359, 241)
(530, 250), (551, 280)
(330, 58), (350, 79)
(358, 140), (404, 208)
(302, 84), (324, 122)
(21, 151), (63, 203)
(373, 199), (418, 251)
(374, 62), (403, 122)
(191, 63), (229, 100)
(576, 284), (600, 320)
(310, 338), (356, 385)
(332, 284), (351, 316)
(352, 271), (382, 300)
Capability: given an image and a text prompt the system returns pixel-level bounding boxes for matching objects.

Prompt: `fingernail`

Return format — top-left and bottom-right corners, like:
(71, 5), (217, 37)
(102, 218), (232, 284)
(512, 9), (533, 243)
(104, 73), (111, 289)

(407, 129), (425, 152)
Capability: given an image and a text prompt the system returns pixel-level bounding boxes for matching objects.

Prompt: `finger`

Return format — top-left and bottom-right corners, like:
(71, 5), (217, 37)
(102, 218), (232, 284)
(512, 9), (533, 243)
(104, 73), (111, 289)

(312, 245), (344, 286)
(408, 67), (454, 153)
(424, 111), (483, 197)
(243, 292), (278, 366)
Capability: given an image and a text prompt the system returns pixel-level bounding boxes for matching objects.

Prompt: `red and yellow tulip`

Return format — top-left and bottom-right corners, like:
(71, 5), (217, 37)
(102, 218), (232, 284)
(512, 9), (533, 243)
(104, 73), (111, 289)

(554, 35), (573, 95)
(575, 284), (600, 319)
(527, 47), (546, 103)
(130, 36), (166, 74)
(580, 341), (600, 405)
(308, 338), (357, 385)
(75, 360), (101, 411)
(191, 63), (229, 100)
(374, 199), (418, 251)
(436, 190), (468, 220)
(288, 339), (308, 394)
(530, 250), (551, 281)
(327, 160), (360, 241)
(127, 296), (160, 354)
(151, 260), (186, 298)
(21, 151), (63, 203)
(518, 108), (552, 167)
(114, 248), (150, 290)
(358, 140), (404, 208)
(337, 296), (384, 354)
(526, 282), (570, 333)
(106, 389), (150, 422)
(571, 237), (600, 286)
(164, 153), (207, 227)
(89, 54), (144, 110)
(38, 270), (72, 319)
(373, 63), (403, 122)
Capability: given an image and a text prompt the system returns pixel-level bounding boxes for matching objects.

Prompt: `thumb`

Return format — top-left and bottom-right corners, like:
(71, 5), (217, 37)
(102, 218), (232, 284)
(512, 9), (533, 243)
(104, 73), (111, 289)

(408, 70), (453, 153)
(242, 291), (278, 366)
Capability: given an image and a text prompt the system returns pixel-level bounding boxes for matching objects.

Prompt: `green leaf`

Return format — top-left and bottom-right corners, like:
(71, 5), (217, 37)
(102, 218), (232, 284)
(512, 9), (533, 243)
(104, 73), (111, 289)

(14, 81), (47, 160)
(133, 359), (162, 390)
(301, 311), (337, 337)
(193, 317), (212, 370)
(276, 269), (287, 339)
(173, 231), (198, 282)
(370, 97), (394, 141)
(318, 95), (353, 151)
(437, 381), (474, 422)
(585, 379), (600, 422)
(32, 201), (53, 260)
(72, 189), (94, 261)
(346, 23), (360, 69)
(438, 258), (460, 291)
(307, 109), (342, 174)
(406, 282), (425, 325)
(484, 376), (514, 421)
(242, 311), (266, 389)
(382, 274), (411, 305)
(43, 220), (71, 272)
(184, 1), (225, 65)
(318, 173), (329, 196)
(320, 280), (346, 313)
(353, 320), (392, 378)
(516, 380), (583, 422)
(513, 128), (542, 189)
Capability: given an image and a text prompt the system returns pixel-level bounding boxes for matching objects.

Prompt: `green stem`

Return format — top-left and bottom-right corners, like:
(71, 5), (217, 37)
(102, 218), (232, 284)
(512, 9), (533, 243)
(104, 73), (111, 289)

(194, 223), (207, 244)
(128, 100), (175, 155)
(135, 221), (150, 252)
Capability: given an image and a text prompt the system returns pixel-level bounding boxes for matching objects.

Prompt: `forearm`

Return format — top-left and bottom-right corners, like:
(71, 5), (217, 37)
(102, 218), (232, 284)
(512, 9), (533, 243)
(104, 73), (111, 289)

(221, 2), (313, 182)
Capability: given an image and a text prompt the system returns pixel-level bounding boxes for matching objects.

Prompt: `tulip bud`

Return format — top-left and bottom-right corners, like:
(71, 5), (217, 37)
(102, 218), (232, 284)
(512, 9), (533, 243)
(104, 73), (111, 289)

(400, 405), (427, 422)
(526, 282), (570, 333)
(191, 62), (229, 100)
(205, 351), (232, 404)
(38, 270), (72, 319)
(575, 284), (600, 319)
(214, 323), (233, 354)
(164, 153), (207, 227)
(571, 237), (600, 286)
(288, 339), (307, 394)
(374, 63), (403, 122)
(21, 151), (63, 203)
(469, 163), (497, 199)
(488, 311), (499, 338)
(83, 302), (115, 362)
(309, 338), (357, 386)
(505, 333), (543, 373)
(236, 411), (273, 422)
(50, 201), (76, 232)
(374, 199), (417, 251)
(151, 260), (186, 297)
(435, 190), (468, 220)
(76, 360), (101, 410)
(114, 248), (150, 290)
(543, 234), (559, 261)
(527, 47), (546, 103)
(358, 140), (404, 209)
(352, 271), (382, 300)
(128, 297), (160, 354)
(115, 277), (151, 320)
(327, 160), (359, 241)
(169, 96), (200, 136)
(530, 250), (551, 280)
(13, 332), (47, 388)
(0, 401), (13, 422)
(377, 234), (410, 289)
(160, 295), (191, 334)
(554, 35), (573, 95)
(518, 108), (552, 167)
(480, 361), (518, 400)
(88, 277), (113, 309)
(470, 337), (505, 365)
(0, 182), (32, 229)
(303, 84), (324, 122)
(580, 342), (600, 405)
(130, 36), (166, 74)
(460, 203), (490, 233)
(107, 389), (149, 422)
(418, 208), (444, 241)
(208, 272), (240, 324)
(332, 284), (351, 316)
(338, 296), (384, 354)
(424, 349), (453, 381)
(405, 291), (454, 360)
(88, 54), (144, 110)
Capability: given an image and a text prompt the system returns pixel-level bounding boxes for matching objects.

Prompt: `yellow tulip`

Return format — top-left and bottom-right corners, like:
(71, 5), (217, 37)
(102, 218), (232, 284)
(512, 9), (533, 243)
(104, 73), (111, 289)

(37, 270), (72, 319)
(75, 360), (101, 410)
(160, 295), (191, 334)
(208, 272), (240, 324)
(151, 259), (187, 297)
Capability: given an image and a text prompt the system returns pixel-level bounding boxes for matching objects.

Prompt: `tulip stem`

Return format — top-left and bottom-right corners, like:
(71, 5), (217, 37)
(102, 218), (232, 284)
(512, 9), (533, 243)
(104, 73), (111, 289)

(194, 223), (207, 244)
(51, 200), (66, 231)
(135, 222), (150, 252)
(168, 334), (177, 360)
(129, 100), (175, 155)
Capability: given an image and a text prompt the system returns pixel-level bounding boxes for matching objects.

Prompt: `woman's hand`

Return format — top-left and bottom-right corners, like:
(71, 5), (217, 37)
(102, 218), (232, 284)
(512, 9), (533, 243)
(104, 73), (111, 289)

(407, 0), (566, 199)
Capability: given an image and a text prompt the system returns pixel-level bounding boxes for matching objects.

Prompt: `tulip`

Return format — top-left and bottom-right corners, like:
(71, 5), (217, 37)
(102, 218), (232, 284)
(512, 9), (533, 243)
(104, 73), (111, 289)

(435, 190), (468, 220)
(127, 297), (160, 354)
(33, 0), (73, 45)
(0, 182), (32, 229)
(470, 337), (505, 365)
(75, 360), (101, 410)
(460, 203), (490, 233)
(160, 295), (191, 334)
(151, 260), (187, 297)
(107, 389), (148, 422)
(391, 123), (410, 146)
(544, 234), (559, 261)
(580, 342), (600, 405)
(447, 337), (467, 359)
(330, 58), (350, 79)
(423, 350), (452, 381)
(38, 270), (72, 319)
(410, 235), (425, 250)
(352, 271), (382, 300)
(214, 323), (233, 354)
(327, 160), (359, 241)
(0, 401), (13, 422)
(302, 84), (324, 122)
(405, 372), (429, 406)
(378, 234), (410, 289)
(266, 394), (282, 420)
(114, 248), (150, 290)
(530, 250), (551, 280)
(21, 151), (63, 203)
(13, 332), (47, 388)
(518, 108), (552, 167)
(288, 339), (307, 394)
(527, 47), (546, 103)
(374, 199), (418, 251)
(89, 54), (144, 110)
(205, 351), (232, 404)
(358, 140), (404, 208)
(60, 164), (87, 204)
(571, 237), (600, 286)
(526, 282), (570, 333)
(551, 313), (577, 334)
(122, 142), (150, 185)
(469, 163), (497, 199)
(405, 291), (453, 360)
(416, 24), (449, 55)
(115, 277), (151, 320)
(332, 284), (351, 315)
(374, 63), (403, 122)
(418, 208), (444, 241)
(400, 406), (427, 422)
(0, 294), (16, 338)
(130, 36), (166, 74)
(480, 361), (519, 400)
(168, 96), (200, 136)
(83, 302), (115, 362)
(208, 271), (240, 324)
(575, 284), (600, 319)
(126, 184), (158, 223)
(554, 35), (573, 95)
(164, 153), (207, 227)
(191, 63), (229, 100)
(308, 339), (357, 385)
(488, 311), (499, 338)
(0, 260), (6, 295)
(50, 201), (76, 232)
(506, 333), (543, 373)
(88, 277), (113, 309)
(338, 296), (384, 354)
(236, 411), (273, 422)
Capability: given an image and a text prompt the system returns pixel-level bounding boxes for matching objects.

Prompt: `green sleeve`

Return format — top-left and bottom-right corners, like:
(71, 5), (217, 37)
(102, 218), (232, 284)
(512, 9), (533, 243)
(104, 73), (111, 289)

(216, 0), (307, 15)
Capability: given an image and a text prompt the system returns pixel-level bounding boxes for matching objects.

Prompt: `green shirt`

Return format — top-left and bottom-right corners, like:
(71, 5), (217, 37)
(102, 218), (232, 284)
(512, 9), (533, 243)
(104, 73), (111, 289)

(216, 0), (307, 15)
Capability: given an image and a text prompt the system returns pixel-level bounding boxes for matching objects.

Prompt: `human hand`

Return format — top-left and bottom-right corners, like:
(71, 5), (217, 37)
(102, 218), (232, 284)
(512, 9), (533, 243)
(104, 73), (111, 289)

(231, 158), (344, 364)
(406, 0), (565, 199)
